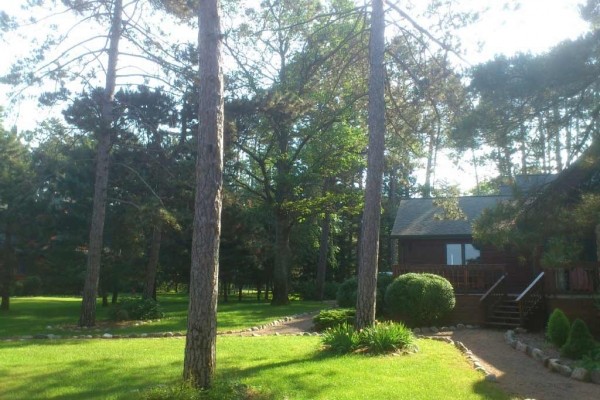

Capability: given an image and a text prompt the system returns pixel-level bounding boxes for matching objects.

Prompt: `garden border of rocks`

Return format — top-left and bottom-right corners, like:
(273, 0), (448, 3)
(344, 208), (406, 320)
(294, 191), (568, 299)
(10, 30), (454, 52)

(504, 329), (600, 385)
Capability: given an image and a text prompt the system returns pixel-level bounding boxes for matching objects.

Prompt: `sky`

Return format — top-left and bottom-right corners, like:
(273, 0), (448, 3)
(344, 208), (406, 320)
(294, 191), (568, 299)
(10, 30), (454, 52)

(0, 0), (593, 191)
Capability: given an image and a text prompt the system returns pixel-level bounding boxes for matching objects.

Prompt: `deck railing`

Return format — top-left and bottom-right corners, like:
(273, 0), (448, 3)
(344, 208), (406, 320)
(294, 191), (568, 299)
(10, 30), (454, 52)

(392, 264), (506, 293)
(543, 263), (600, 295)
(516, 271), (545, 324)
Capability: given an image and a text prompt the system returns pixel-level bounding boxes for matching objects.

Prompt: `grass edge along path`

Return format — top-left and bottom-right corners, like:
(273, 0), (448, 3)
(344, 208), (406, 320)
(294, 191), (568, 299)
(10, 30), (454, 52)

(0, 294), (328, 338)
(0, 336), (515, 400)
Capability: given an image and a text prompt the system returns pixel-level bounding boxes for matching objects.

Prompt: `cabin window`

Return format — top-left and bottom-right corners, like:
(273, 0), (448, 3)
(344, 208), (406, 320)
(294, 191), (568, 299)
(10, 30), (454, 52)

(446, 244), (480, 265)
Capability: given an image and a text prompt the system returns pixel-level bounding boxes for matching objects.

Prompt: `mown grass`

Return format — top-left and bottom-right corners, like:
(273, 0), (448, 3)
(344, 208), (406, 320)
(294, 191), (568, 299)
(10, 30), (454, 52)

(0, 336), (513, 400)
(0, 294), (327, 338)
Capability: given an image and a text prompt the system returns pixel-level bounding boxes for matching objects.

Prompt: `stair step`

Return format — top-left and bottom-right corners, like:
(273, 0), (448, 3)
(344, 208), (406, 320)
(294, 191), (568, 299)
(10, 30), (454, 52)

(486, 321), (521, 328)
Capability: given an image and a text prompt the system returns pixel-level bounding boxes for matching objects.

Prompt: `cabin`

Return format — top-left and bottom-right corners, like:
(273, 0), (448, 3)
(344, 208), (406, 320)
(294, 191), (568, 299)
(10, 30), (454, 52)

(391, 173), (600, 334)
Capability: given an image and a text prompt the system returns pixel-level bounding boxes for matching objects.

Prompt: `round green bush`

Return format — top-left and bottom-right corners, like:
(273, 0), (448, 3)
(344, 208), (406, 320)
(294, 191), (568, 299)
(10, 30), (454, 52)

(546, 308), (570, 348)
(561, 318), (597, 359)
(336, 274), (395, 315)
(384, 273), (455, 326)
(336, 277), (357, 308)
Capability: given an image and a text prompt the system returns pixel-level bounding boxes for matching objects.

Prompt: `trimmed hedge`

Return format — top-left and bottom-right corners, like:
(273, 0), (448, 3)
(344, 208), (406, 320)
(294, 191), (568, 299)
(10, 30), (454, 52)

(384, 273), (455, 326)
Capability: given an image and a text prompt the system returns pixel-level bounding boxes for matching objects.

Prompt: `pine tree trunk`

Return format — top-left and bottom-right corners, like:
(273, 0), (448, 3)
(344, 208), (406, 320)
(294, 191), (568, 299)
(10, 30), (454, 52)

(272, 211), (291, 305)
(143, 224), (162, 300)
(316, 212), (331, 301)
(183, 0), (223, 389)
(355, 0), (385, 331)
(0, 229), (14, 311)
(79, 0), (122, 327)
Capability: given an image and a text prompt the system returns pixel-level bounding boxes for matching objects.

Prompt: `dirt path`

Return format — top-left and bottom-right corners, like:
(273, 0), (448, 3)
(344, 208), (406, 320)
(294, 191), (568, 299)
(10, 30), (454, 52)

(247, 313), (600, 400)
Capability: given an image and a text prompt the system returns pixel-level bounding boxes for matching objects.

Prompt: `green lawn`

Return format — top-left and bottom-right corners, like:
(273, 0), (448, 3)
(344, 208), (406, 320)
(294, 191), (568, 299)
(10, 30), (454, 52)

(0, 294), (327, 338)
(0, 336), (512, 400)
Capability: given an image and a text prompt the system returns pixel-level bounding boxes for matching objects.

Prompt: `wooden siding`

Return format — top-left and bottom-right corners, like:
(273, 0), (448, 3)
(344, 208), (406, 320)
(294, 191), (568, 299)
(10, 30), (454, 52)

(398, 238), (534, 292)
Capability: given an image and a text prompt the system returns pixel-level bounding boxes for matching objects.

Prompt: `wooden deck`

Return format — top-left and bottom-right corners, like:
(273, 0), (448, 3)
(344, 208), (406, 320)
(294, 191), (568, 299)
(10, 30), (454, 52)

(392, 264), (506, 294)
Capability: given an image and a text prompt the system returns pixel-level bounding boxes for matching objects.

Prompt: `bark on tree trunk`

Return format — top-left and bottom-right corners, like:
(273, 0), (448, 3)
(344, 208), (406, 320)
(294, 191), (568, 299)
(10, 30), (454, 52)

(0, 230), (14, 311)
(272, 211), (291, 305)
(355, 0), (385, 331)
(183, 0), (224, 389)
(79, 0), (122, 327)
(143, 224), (162, 300)
(316, 212), (331, 301)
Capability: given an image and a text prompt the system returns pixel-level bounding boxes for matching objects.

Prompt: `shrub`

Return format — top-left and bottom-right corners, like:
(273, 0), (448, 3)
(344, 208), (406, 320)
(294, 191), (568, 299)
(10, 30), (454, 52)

(546, 308), (570, 348)
(561, 318), (597, 359)
(21, 276), (43, 295)
(294, 280), (339, 301)
(313, 308), (355, 332)
(384, 273), (455, 326)
(359, 321), (416, 354)
(139, 380), (263, 400)
(336, 274), (395, 315)
(322, 323), (361, 354)
(579, 346), (600, 372)
(336, 277), (357, 308)
(109, 297), (164, 321)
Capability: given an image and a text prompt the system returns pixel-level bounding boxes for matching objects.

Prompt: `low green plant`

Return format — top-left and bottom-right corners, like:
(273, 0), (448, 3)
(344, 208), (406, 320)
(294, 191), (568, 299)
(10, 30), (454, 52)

(313, 308), (355, 332)
(384, 273), (455, 326)
(560, 318), (597, 359)
(322, 323), (361, 354)
(109, 297), (164, 321)
(546, 308), (570, 348)
(359, 321), (417, 354)
(321, 321), (417, 355)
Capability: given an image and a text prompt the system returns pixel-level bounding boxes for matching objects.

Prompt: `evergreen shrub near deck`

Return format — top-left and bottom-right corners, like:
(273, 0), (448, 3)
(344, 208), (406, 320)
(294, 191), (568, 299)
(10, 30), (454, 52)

(384, 273), (455, 326)
(561, 318), (597, 359)
(336, 273), (394, 315)
(546, 308), (570, 348)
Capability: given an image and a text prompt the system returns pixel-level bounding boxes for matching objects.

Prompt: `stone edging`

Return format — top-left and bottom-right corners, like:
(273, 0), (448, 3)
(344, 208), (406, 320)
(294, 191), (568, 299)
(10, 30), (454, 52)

(504, 329), (600, 385)
(0, 311), (320, 342)
(413, 324), (498, 383)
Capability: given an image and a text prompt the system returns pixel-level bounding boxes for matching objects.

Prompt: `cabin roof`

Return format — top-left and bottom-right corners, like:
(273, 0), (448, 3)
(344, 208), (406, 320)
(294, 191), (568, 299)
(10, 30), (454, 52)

(391, 196), (510, 238)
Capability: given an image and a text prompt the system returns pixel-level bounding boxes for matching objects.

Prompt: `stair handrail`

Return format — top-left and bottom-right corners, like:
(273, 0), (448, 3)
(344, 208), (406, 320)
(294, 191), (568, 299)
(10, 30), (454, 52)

(480, 273), (508, 302)
(515, 271), (545, 302)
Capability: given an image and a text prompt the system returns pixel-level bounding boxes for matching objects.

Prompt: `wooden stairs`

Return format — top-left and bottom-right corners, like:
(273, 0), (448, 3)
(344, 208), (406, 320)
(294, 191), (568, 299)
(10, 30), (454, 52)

(482, 272), (546, 329)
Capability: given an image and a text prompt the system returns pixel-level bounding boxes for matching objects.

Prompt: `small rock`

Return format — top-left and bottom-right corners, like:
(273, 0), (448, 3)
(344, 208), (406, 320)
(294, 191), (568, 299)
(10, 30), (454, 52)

(548, 358), (561, 373)
(440, 326), (449, 332)
(485, 374), (498, 382)
(420, 327), (430, 333)
(455, 341), (468, 353)
(571, 367), (590, 382)
(448, 326), (456, 331)
(303, 332), (311, 336)
(46, 325), (53, 330)
(589, 370), (600, 384)
(516, 341), (528, 353)
(412, 328), (421, 334)
(85, 335), (93, 339)
(33, 334), (49, 339)
(456, 323), (465, 330)
(251, 333), (260, 337)
(514, 327), (527, 334)
(430, 327), (439, 333)
(164, 332), (174, 337)
(558, 365), (572, 377)
(475, 366), (486, 372)
(129, 334), (139, 338)
(531, 348), (545, 361)
(140, 333), (148, 338)
(274, 332), (280, 336)
(102, 333), (113, 339)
